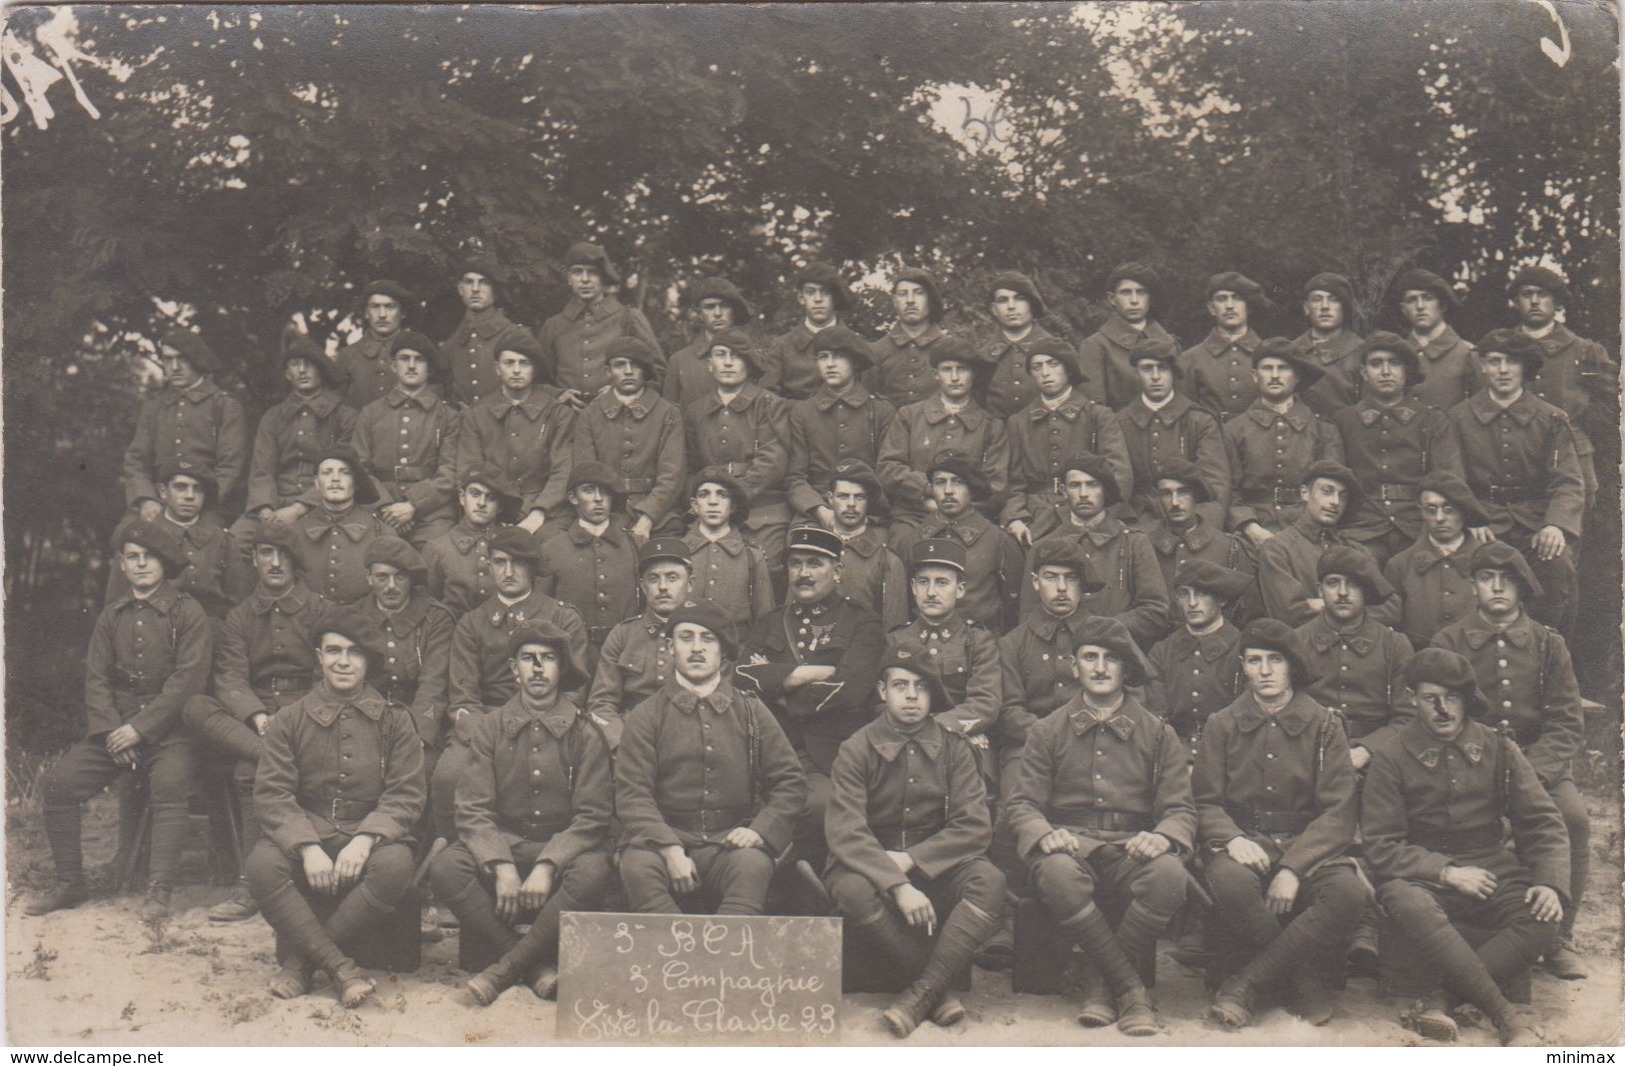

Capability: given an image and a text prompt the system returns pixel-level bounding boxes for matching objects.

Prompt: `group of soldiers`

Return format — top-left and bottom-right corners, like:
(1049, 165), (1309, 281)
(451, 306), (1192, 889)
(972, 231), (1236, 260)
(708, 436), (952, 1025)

(23, 243), (1614, 1043)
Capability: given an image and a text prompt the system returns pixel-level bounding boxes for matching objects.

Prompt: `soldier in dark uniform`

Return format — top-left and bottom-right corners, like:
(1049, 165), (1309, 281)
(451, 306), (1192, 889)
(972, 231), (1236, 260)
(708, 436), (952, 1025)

(1006, 617), (1193, 1036)
(682, 470), (775, 632)
(1294, 545), (1412, 748)
(1145, 559), (1250, 751)
(242, 337), (356, 529)
(123, 328), (248, 520)
(107, 461), (249, 620)
(1197, 619), (1367, 1029)
(786, 326), (896, 527)
(1430, 540), (1588, 979)
(1254, 460), (1363, 626)
(617, 602), (808, 915)
(1448, 328), (1584, 634)
(25, 521), (211, 921)
(1177, 272), (1270, 420)
(289, 444), (387, 606)
(571, 336), (686, 542)
(912, 452), (1025, 635)
(664, 277), (755, 411)
(353, 330), (460, 549)
(886, 538), (1006, 740)
(1362, 648), (1564, 1046)
(1377, 471), (1490, 648)
(1140, 459), (1255, 616)
(538, 241), (665, 404)
(1290, 273), (1366, 417)
(245, 608), (425, 1006)
(1075, 261), (1180, 412)
(1332, 332), (1464, 565)
(866, 267), (959, 409)
(587, 537), (694, 748)
(824, 647), (1006, 1038)
(335, 279), (415, 411)
(1395, 269), (1482, 411)
(760, 261), (857, 402)
(823, 459), (909, 630)
(441, 254), (539, 409)
(537, 461), (641, 651)
(982, 271), (1074, 421)
(429, 622), (613, 1005)
(1108, 340), (1229, 526)
(182, 522), (332, 923)
(422, 466), (522, 615)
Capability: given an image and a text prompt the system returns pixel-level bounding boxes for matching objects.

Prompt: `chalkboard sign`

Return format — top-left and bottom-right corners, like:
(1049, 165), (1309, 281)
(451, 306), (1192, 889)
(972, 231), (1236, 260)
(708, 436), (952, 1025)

(558, 912), (843, 1043)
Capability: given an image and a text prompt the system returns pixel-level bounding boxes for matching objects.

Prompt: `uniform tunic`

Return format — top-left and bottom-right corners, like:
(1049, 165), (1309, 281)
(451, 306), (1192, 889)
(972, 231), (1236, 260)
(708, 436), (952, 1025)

(357, 589), (456, 748)
(123, 379), (249, 509)
(1409, 326), (1482, 412)
(106, 513), (248, 619)
(254, 684), (425, 854)
(785, 385), (897, 517)
(682, 528), (775, 631)
(1224, 398), (1346, 532)
(1178, 327), (1262, 420)
(538, 522), (640, 644)
(572, 390), (686, 529)
(616, 680), (806, 852)
(885, 615), (1007, 736)
(1144, 622), (1243, 745)
(246, 389), (357, 512)
(334, 332), (397, 412)
(448, 588), (590, 716)
(910, 513), (1025, 635)
(1378, 535), (1476, 648)
(1448, 390), (1585, 541)
(536, 295), (665, 396)
(1111, 393), (1230, 519)
(1255, 516), (1347, 627)
(1289, 328), (1365, 418)
(1331, 396), (1462, 545)
(1294, 613), (1413, 739)
(760, 321), (845, 403)
(422, 520), (502, 616)
(291, 504), (387, 606)
(683, 383), (792, 543)
(456, 697), (613, 871)
(876, 394), (1010, 521)
(586, 611), (677, 743)
(662, 332), (720, 412)
(1525, 324), (1617, 423)
(209, 581), (331, 722)
(983, 324), (1074, 421)
(455, 389), (577, 521)
(832, 528), (909, 631)
(86, 583), (213, 742)
(997, 607), (1096, 754)
(1075, 315), (1181, 412)
(353, 388), (460, 532)
(1003, 392), (1132, 535)
(442, 308), (538, 408)
(1024, 518), (1169, 649)
(1430, 611), (1582, 787)
(864, 324), (955, 409)
(1143, 517), (1256, 610)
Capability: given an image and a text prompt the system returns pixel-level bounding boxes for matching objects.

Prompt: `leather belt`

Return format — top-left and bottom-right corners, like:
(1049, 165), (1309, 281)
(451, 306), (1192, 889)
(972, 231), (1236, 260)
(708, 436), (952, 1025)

(378, 464), (429, 482)
(1231, 807), (1314, 835)
(507, 815), (572, 840)
(111, 675), (164, 697)
(1374, 483), (1418, 502)
(1046, 808), (1153, 833)
(874, 824), (945, 851)
(1482, 484), (1540, 505)
(1410, 824), (1505, 854)
(660, 804), (756, 834)
(302, 796), (375, 821)
(256, 677), (311, 695)
(617, 477), (654, 494)
(1241, 486), (1303, 507)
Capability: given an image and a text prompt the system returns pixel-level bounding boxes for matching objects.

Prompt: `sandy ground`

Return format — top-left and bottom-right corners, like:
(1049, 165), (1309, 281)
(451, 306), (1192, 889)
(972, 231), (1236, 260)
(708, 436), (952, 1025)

(6, 789), (1622, 1048)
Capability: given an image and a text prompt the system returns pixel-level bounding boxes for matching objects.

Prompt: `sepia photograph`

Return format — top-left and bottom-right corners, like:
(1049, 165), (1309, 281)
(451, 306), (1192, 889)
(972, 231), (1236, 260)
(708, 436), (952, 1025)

(2, 0), (1621, 1050)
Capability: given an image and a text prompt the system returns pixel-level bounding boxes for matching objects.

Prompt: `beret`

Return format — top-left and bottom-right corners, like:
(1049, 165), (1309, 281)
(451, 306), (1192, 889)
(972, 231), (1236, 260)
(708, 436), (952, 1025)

(1416, 471), (1490, 528)
(1300, 460), (1365, 519)
(1355, 330), (1425, 386)
(488, 526), (545, 571)
(1474, 328), (1545, 380)
(1468, 540), (1544, 601)
(310, 444), (379, 505)
(109, 516), (189, 579)
(247, 521), (305, 566)
(1058, 452), (1124, 507)
(604, 336), (660, 375)
(564, 242), (621, 286)
(363, 535), (428, 581)
(1070, 616), (1153, 687)
(1151, 458), (1214, 503)
(689, 277), (754, 321)
(924, 450), (992, 503)
(1252, 335), (1326, 388)
(988, 271), (1047, 317)
(1403, 647), (1490, 719)
(1508, 265), (1570, 307)
(159, 329), (219, 376)
(828, 457), (890, 517)
(507, 621), (590, 691)
(1315, 544), (1395, 605)
(1170, 559), (1253, 603)
(1027, 537), (1107, 592)
(1393, 269), (1460, 310)
(794, 262), (854, 311)
(1238, 618), (1318, 687)
(1106, 261), (1165, 309)
(808, 324), (873, 374)
(566, 460), (624, 500)
(891, 267), (946, 322)
(154, 458), (219, 501)
(690, 466), (752, 524)
(313, 605), (391, 667)
(362, 279), (417, 307)
(874, 645), (950, 712)
(1301, 272), (1354, 312)
(667, 599), (739, 660)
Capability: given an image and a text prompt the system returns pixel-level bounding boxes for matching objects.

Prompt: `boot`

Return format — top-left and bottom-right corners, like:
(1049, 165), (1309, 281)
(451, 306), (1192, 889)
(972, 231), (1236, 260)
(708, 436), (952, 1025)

(467, 910), (559, 1006)
(210, 881), (259, 923)
(881, 901), (1000, 1039)
(1542, 938), (1587, 981)
(258, 882), (373, 1006)
(850, 907), (965, 1028)
(1346, 906), (1381, 978)
(24, 881), (89, 916)
(41, 802), (88, 901)
(1207, 910), (1331, 1029)
(1072, 963), (1116, 1027)
(1495, 1004), (1542, 1047)
(1208, 973), (1259, 1030)
(1412, 924), (1521, 1037)
(1169, 901), (1215, 974)
(1400, 990), (1459, 1043)
(137, 882), (172, 923)
(1116, 899), (1172, 988)
(1061, 904), (1157, 1037)
(1283, 964), (1335, 1026)
(527, 964), (560, 1001)
(442, 880), (521, 965)
(212, 784), (261, 921)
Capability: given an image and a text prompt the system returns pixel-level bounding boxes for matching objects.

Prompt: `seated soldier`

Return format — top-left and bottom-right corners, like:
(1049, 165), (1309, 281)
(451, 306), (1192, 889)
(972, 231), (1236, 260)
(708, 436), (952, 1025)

(1362, 648), (1566, 1047)
(335, 279), (415, 410)
(430, 623), (613, 1006)
(887, 538), (1004, 741)
(1145, 559), (1251, 753)
(123, 328), (248, 520)
(1377, 471), (1490, 648)
(1295, 545), (1413, 751)
(1108, 341), (1230, 527)
(785, 326), (896, 530)
(1255, 460), (1363, 626)
(587, 537), (694, 749)
(242, 337), (357, 530)
(912, 451), (1025, 634)
(353, 330), (460, 549)
(824, 647), (1006, 1038)
(760, 261), (857, 402)
(1196, 619), (1366, 1029)
(823, 458), (909, 630)
(1140, 459), (1255, 616)
(665, 277), (754, 411)
(617, 602), (808, 916)
(538, 460), (640, 653)
(866, 266), (955, 409)
(423, 466), (522, 615)
(571, 336), (687, 542)
(1178, 272), (1270, 420)
(107, 459), (249, 620)
(1006, 617), (1193, 1036)
(26, 521), (211, 920)
(290, 444), (388, 605)
(537, 241), (666, 402)
(245, 608), (425, 1006)
(982, 271), (1071, 420)
(1430, 540), (1588, 980)
(682, 469), (775, 631)
(182, 522), (332, 923)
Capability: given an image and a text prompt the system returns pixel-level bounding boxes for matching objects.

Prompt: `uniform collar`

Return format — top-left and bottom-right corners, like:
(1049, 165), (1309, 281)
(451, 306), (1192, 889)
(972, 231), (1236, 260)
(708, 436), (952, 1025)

(496, 694), (582, 739)
(684, 526), (746, 555)
(1461, 611), (1533, 650)
(385, 388), (437, 410)
(1199, 327), (1261, 358)
(989, 323), (1056, 357)
(1357, 396), (1419, 425)
(922, 394), (985, 429)
(1066, 514), (1126, 545)
(923, 511), (990, 546)
(600, 391), (654, 420)
(910, 614), (965, 644)
(1414, 536), (1470, 571)
(789, 321), (837, 352)
(286, 388), (342, 417)
(161, 378), (222, 405)
(1148, 516), (1213, 555)
(1294, 328), (1360, 361)
(1098, 313), (1164, 348)
(1125, 391), (1193, 427)
(1028, 394), (1087, 421)
(110, 581), (181, 614)
(814, 383), (874, 411)
(668, 680), (740, 716)
(480, 588), (544, 627)
(1027, 606), (1085, 641)
(1244, 397), (1311, 430)
(837, 527), (885, 557)
(1290, 514), (1343, 545)
(561, 295), (624, 324)
(567, 521), (629, 548)
(1400, 716), (1491, 770)
(303, 506), (373, 542)
(885, 323), (944, 349)
(459, 307), (517, 340)
(248, 580), (321, 616)
(1063, 694), (1140, 740)
(303, 684), (387, 726)
(1175, 620), (1240, 658)
(367, 588), (431, 631)
(1305, 613), (1378, 654)
(1234, 691), (1316, 735)
(700, 382), (764, 415)
(486, 388), (555, 420)
(1530, 323), (1579, 353)
(1416, 324), (1463, 359)
(788, 593), (844, 620)
(449, 521), (497, 554)
(867, 715), (945, 762)
(1468, 389), (1536, 425)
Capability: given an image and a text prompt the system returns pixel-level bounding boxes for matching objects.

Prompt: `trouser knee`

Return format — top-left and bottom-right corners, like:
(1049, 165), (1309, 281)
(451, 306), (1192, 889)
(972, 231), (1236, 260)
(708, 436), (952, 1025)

(713, 848), (774, 909)
(1130, 853), (1190, 916)
(827, 867), (887, 922)
(1204, 854), (1264, 908)
(245, 839), (296, 899)
(559, 850), (613, 906)
(144, 742), (194, 807)
(1031, 851), (1095, 918)
(358, 841), (415, 908)
(955, 859), (1008, 915)
(1307, 867), (1371, 926)
(619, 848), (672, 909)
(429, 842), (482, 899)
(1378, 879), (1448, 932)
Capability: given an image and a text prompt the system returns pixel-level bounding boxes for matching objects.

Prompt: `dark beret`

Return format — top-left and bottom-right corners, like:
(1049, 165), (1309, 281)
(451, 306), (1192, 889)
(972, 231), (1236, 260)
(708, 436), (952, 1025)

(388, 330), (446, 381)
(828, 457), (890, 517)
(1315, 544), (1395, 605)
(507, 621), (590, 692)
(1070, 615), (1153, 687)
(362, 279), (417, 308)
(456, 254), (507, 286)
(808, 324), (873, 374)
(1238, 618), (1318, 687)
(1415, 471), (1490, 528)
(927, 335), (985, 371)
(154, 458), (219, 501)
(689, 277), (754, 321)
(311, 444), (379, 505)
(1024, 340), (1085, 386)
(892, 267), (946, 322)
(1207, 271), (1272, 313)
(1027, 537), (1107, 592)
(363, 535), (427, 581)
(1151, 458), (1214, 503)
(1058, 452), (1124, 507)
(159, 329), (219, 376)
(458, 466), (524, 522)
(604, 335), (659, 377)
(109, 517), (189, 579)
(690, 466), (752, 524)
(1508, 265), (1570, 307)
(566, 460), (624, 501)
(1468, 540), (1544, 601)
(1302, 272), (1355, 312)
(1393, 269), (1460, 310)
(488, 526), (545, 571)
(1403, 647), (1490, 719)
(314, 606), (391, 667)
(988, 271), (1048, 317)
(794, 261), (854, 311)
(283, 336), (345, 389)
(1106, 261), (1165, 310)
(706, 327), (763, 378)
(247, 521), (304, 567)
(874, 645), (950, 712)
(925, 450), (992, 503)
(1355, 330), (1425, 386)
(1170, 559), (1254, 603)
(1300, 459), (1365, 518)
(1474, 328), (1545, 380)
(1252, 335), (1326, 388)
(564, 241), (621, 286)
(667, 599), (739, 660)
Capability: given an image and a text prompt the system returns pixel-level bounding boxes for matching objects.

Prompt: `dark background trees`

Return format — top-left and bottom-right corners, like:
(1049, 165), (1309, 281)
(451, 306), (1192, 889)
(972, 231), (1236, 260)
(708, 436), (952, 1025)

(4, 1), (1618, 756)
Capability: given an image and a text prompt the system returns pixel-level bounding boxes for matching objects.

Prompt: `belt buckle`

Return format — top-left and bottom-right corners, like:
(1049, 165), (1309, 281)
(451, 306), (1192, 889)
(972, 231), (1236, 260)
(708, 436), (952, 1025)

(330, 798), (344, 820)
(393, 466), (415, 482)
(698, 808), (712, 835)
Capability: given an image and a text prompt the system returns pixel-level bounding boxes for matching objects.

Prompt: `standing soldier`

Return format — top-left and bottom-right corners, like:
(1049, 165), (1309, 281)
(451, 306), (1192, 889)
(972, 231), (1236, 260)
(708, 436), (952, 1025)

(1145, 560), (1250, 751)
(1006, 617), (1193, 1036)
(454, 336), (576, 539)
(1024, 454), (1168, 650)
(682, 471), (776, 632)
(785, 326), (896, 527)
(1196, 619), (1366, 1029)
(1141, 460), (1255, 610)
(290, 445), (387, 606)
(571, 336), (686, 543)
(353, 331), (460, 549)
(617, 602), (808, 916)
(1294, 546), (1412, 749)
(913, 452), (1025, 635)
(824, 647), (1006, 1037)
(25, 521), (211, 920)
(242, 337), (356, 529)
(537, 241), (664, 405)
(886, 538), (1005, 739)
(1290, 273), (1366, 417)
(181, 523), (332, 923)
(335, 280), (415, 411)
(537, 462), (641, 653)
(822, 459), (909, 630)
(1109, 342), (1229, 527)
(423, 467), (522, 615)
(1254, 460), (1363, 627)
(875, 336), (1008, 550)
(1076, 261), (1180, 412)
(1448, 329), (1583, 634)
(587, 538), (694, 748)
(1361, 648), (1564, 1047)
(108, 461), (249, 620)
(1331, 332), (1463, 565)
(760, 261), (858, 402)
(665, 277), (755, 411)
(245, 609), (425, 1006)
(1430, 540), (1588, 980)
(1003, 346), (1131, 546)
(1178, 272), (1271, 420)
(1224, 337), (1345, 546)
(982, 271), (1072, 420)
(1379, 472), (1490, 648)
(683, 327), (792, 582)
(442, 255), (539, 409)
(867, 267), (956, 409)
(430, 623), (613, 1005)
(123, 328), (248, 520)
(1394, 269), (1482, 411)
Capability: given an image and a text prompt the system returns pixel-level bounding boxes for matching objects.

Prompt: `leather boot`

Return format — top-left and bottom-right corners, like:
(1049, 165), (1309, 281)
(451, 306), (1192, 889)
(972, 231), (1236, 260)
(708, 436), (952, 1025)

(1542, 939), (1587, 981)
(24, 881), (89, 916)
(1284, 963), (1335, 1026)
(1346, 905), (1381, 978)
(1412, 924), (1519, 1032)
(211, 785), (261, 922)
(41, 802), (86, 895)
(137, 881), (172, 923)
(881, 902), (1000, 1039)
(258, 882), (373, 1006)
(1208, 909), (1330, 1029)
(1495, 1004), (1542, 1047)
(468, 888), (569, 1006)
(1072, 962), (1116, 1027)
(1400, 989), (1459, 1043)
(1061, 904), (1157, 1036)
(850, 907), (965, 1028)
